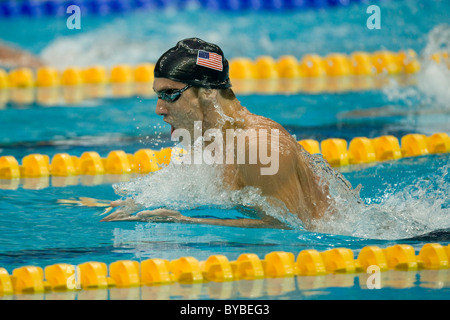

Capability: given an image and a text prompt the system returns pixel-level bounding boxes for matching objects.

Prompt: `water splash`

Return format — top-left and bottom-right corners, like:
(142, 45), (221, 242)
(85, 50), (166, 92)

(114, 159), (229, 210)
(383, 24), (450, 110)
(417, 24), (450, 107)
(213, 102), (235, 127)
(310, 158), (450, 240)
(358, 162), (450, 240)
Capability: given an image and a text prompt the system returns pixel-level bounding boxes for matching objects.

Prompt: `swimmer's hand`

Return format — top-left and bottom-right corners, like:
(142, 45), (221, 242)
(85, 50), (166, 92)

(100, 208), (183, 222)
(110, 198), (141, 211)
(57, 197), (111, 207)
(99, 198), (144, 221)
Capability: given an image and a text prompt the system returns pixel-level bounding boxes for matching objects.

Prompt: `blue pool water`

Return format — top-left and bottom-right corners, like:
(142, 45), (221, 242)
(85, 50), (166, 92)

(1, 0), (450, 299)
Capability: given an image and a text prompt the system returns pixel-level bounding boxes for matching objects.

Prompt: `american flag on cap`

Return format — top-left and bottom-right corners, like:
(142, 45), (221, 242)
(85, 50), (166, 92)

(196, 50), (223, 71)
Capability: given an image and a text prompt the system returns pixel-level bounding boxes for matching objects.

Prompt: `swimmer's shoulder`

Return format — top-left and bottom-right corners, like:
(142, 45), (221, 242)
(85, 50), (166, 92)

(243, 112), (291, 136)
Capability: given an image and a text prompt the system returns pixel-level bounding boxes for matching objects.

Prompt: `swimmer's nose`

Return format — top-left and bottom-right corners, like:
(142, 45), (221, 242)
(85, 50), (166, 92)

(155, 100), (168, 116)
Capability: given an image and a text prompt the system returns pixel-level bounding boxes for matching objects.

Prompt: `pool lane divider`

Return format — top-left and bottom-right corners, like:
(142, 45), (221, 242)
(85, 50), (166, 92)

(3, 50), (448, 90)
(0, 0), (391, 18)
(1, 50), (447, 106)
(0, 148), (172, 179)
(0, 132), (449, 181)
(0, 243), (449, 296)
(0, 74), (418, 107)
(303, 132), (450, 167)
(1, 50), (447, 104)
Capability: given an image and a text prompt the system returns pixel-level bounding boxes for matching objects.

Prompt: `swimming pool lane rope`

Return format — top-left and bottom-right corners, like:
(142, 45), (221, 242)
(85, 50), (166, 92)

(1, 50), (447, 105)
(0, 0), (386, 19)
(0, 243), (449, 297)
(0, 49), (447, 105)
(0, 132), (448, 182)
(3, 50), (447, 89)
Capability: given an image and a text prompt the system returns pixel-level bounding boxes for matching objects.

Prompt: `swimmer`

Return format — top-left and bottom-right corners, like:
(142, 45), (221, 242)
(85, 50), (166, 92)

(0, 41), (43, 69)
(102, 38), (335, 229)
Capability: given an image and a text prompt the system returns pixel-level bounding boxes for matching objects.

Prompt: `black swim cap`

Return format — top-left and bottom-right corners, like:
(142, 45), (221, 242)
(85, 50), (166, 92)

(154, 38), (232, 89)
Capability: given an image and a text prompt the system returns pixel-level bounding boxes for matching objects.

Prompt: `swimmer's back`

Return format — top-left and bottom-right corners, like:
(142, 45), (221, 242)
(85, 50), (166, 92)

(235, 110), (332, 224)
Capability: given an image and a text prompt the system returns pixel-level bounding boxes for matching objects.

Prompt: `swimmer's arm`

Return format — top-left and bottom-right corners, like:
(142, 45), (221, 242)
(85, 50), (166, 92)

(183, 216), (285, 228)
(144, 209), (285, 229)
(101, 207), (286, 229)
(0, 43), (43, 68)
(237, 135), (295, 208)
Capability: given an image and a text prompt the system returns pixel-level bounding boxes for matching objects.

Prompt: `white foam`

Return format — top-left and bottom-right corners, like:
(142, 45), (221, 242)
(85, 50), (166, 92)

(383, 24), (450, 110)
(310, 158), (450, 240)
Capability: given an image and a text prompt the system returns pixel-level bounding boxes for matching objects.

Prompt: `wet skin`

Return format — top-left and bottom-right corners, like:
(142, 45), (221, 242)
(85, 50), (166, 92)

(0, 43), (43, 68)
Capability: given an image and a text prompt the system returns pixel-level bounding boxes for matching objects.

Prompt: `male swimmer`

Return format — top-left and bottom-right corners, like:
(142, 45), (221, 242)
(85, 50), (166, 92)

(102, 38), (335, 229)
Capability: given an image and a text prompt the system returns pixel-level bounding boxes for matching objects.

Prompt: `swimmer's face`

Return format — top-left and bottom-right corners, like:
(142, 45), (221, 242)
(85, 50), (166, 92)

(154, 78), (203, 136)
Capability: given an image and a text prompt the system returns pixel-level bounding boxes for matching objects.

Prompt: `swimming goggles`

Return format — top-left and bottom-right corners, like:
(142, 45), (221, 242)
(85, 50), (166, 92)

(155, 84), (192, 102)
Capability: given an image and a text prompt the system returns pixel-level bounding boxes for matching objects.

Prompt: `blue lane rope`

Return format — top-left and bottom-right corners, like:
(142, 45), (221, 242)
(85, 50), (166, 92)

(0, 0), (377, 18)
